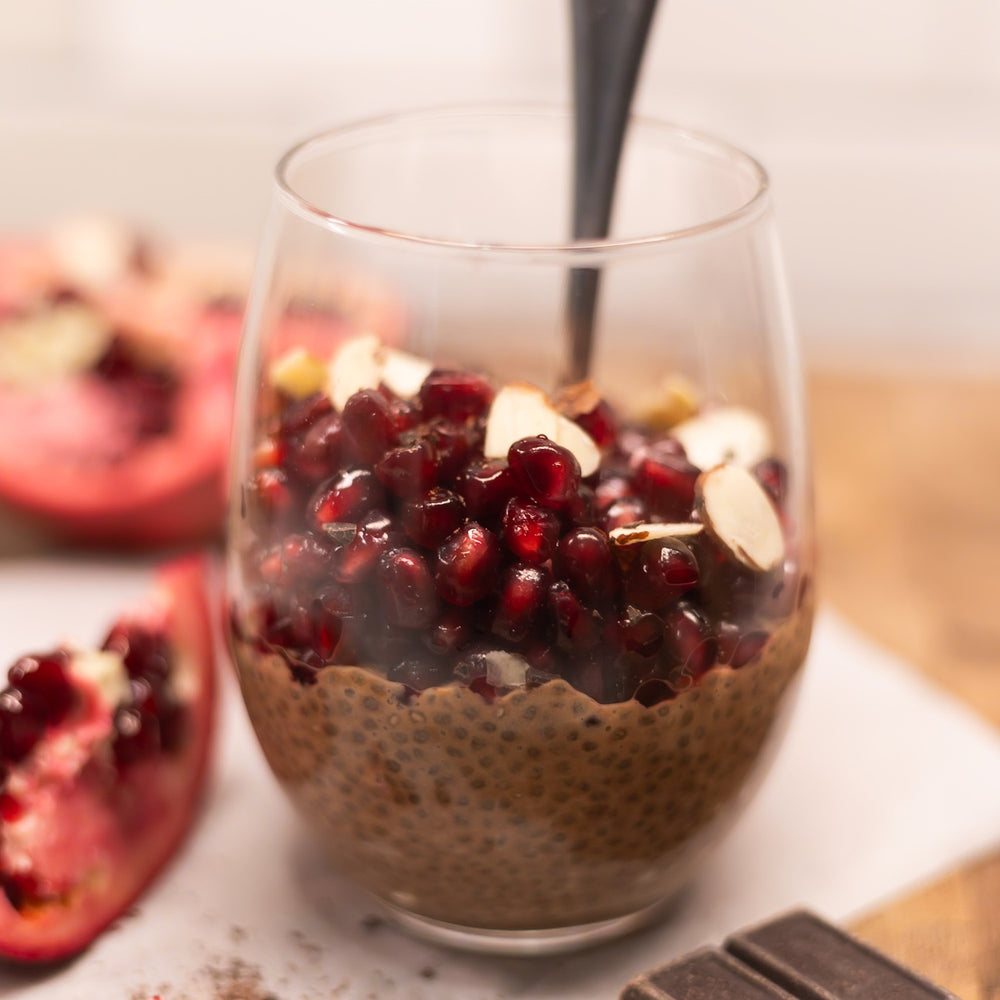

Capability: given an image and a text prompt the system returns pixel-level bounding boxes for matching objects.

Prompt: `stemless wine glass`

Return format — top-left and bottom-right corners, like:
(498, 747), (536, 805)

(226, 106), (815, 955)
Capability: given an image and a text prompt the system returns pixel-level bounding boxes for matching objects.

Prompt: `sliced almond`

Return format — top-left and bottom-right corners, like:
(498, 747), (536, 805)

(483, 382), (601, 476)
(609, 521), (704, 548)
(484, 650), (530, 689)
(49, 214), (139, 290)
(672, 405), (772, 470)
(635, 373), (701, 430)
(696, 464), (784, 573)
(554, 379), (602, 420)
(381, 345), (433, 398)
(269, 346), (327, 399)
(325, 334), (433, 409)
(325, 333), (383, 410)
(0, 303), (112, 386)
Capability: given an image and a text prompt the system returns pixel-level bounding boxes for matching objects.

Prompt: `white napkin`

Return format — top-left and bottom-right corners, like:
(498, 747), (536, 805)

(1, 559), (999, 999)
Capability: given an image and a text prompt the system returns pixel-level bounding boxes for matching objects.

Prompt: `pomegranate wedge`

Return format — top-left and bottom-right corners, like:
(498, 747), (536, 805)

(0, 557), (216, 963)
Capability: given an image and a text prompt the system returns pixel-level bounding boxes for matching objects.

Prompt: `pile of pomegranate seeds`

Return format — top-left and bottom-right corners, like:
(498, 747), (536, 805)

(0, 652), (77, 766)
(0, 627), (187, 778)
(237, 352), (794, 706)
(101, 624), (189, 769)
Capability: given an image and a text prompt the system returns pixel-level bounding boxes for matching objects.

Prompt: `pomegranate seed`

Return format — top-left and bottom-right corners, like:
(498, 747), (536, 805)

(334, 510), (397, 584)
(663, 602), (717, 688)
(113, 705), (161, 768)
(501, 497), (561, 564)
(258, 546), (284, 584)
(0, 688), (46, 764)
(574, 399), (618, 450)
(522, 639), (562, 675)
(286, 412), (344, 481)
(279, 391), (333, 437)
(8, 652), (76, 726)
(492, 564), (551, 642)
(253, 437), (285, 469)
(566, 484), (597, 526)
(754, 457), (788, 506)
(555, 527), (616, 605)
(603, 496), (650, 532)
(280, 532), (339, 583)
(419, 370), (495, 423)
(717, 622), (770, 667)
(377, 548), (439, 628)
(633, 677), (675, 707)
(401, 487), (467, 548)
(102, 627), (170, 682)
(435, 522), (502, 606)
(507, 436), (581, 512)
(595, 476), (631, 511)
(468, 675), (498, 702)
(421, 418), (473, 482)
(309, 469), (382, 527)
(632, 441), (699, 520)
(612, 606), (664, 656)
(313, 605), (343, 659)
(375, 440), (438, 497)
(342, 388), (397, 465)
(387, 396), (424, 435)
(548, 582), (601, 650)
(457, 458), (518, 525)
(627, 538), (699, 610)
(247, 467), (296, 525)
(423, 607), (472, 656)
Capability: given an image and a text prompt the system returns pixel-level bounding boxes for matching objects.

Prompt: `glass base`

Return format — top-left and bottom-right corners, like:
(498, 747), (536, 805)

(378, 896), (674, 956)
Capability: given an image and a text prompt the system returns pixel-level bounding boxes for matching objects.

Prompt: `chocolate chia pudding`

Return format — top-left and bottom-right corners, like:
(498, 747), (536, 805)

(232, 604), (810, 930)
(227, 334), (815, 934)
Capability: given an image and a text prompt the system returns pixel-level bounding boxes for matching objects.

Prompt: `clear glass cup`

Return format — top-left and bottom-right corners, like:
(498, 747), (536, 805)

(226, 106), (815, 955)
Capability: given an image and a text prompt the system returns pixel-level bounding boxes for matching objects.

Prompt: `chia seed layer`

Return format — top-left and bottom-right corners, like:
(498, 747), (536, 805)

(232, 599), (812, 931)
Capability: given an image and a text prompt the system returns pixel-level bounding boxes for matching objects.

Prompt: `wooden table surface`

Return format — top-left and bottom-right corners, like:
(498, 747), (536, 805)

(809, 370), (1000, 998)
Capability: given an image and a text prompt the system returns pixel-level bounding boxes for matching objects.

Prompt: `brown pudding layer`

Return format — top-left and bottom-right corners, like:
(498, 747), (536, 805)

(233, 601), (812, 931)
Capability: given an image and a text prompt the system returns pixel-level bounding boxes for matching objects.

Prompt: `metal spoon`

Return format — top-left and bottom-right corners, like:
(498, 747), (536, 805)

(567, 0), (659, 382)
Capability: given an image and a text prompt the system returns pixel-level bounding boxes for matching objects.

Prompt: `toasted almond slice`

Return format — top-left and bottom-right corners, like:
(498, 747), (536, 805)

(635, 374), (701, 429)
(325, 333), (383, 410)
(49, 214), (139, 290)
(609, 521), (704, 548)
(269, 346), (327, 399)
(696, 464), (784, 573)
(381, 346), (433, 398)
(672, 405), (772, 470)
(484, 382), (601, 476)
(554, 378), (602, 419)
(0, 303), (112, 386)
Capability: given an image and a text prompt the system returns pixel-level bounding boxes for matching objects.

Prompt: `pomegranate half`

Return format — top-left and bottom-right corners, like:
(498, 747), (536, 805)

(0, 227), (244, 546)
(0, 556), (216, 962)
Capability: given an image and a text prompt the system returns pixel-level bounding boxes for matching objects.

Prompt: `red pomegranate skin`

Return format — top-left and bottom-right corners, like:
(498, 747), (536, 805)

(0, 556), (216, 963)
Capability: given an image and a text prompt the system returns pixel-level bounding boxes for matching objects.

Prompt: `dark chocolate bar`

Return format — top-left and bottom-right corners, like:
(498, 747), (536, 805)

(620, 948), (796, 1000)
(619, 910), (959, 1000)
(724, 909), (958, 999)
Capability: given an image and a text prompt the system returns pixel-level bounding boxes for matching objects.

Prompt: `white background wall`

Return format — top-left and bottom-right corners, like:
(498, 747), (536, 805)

(2, 0), (998, 370)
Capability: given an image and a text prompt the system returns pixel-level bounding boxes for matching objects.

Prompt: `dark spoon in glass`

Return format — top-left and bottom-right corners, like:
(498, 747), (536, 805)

(568, 0), (660, 382)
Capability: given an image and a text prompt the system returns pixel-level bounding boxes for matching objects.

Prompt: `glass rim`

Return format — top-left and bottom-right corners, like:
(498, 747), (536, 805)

(274, 103), (771, 258)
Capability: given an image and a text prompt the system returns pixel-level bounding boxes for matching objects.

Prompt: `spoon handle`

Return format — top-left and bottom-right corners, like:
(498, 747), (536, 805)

(567, 0), (659, 382)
